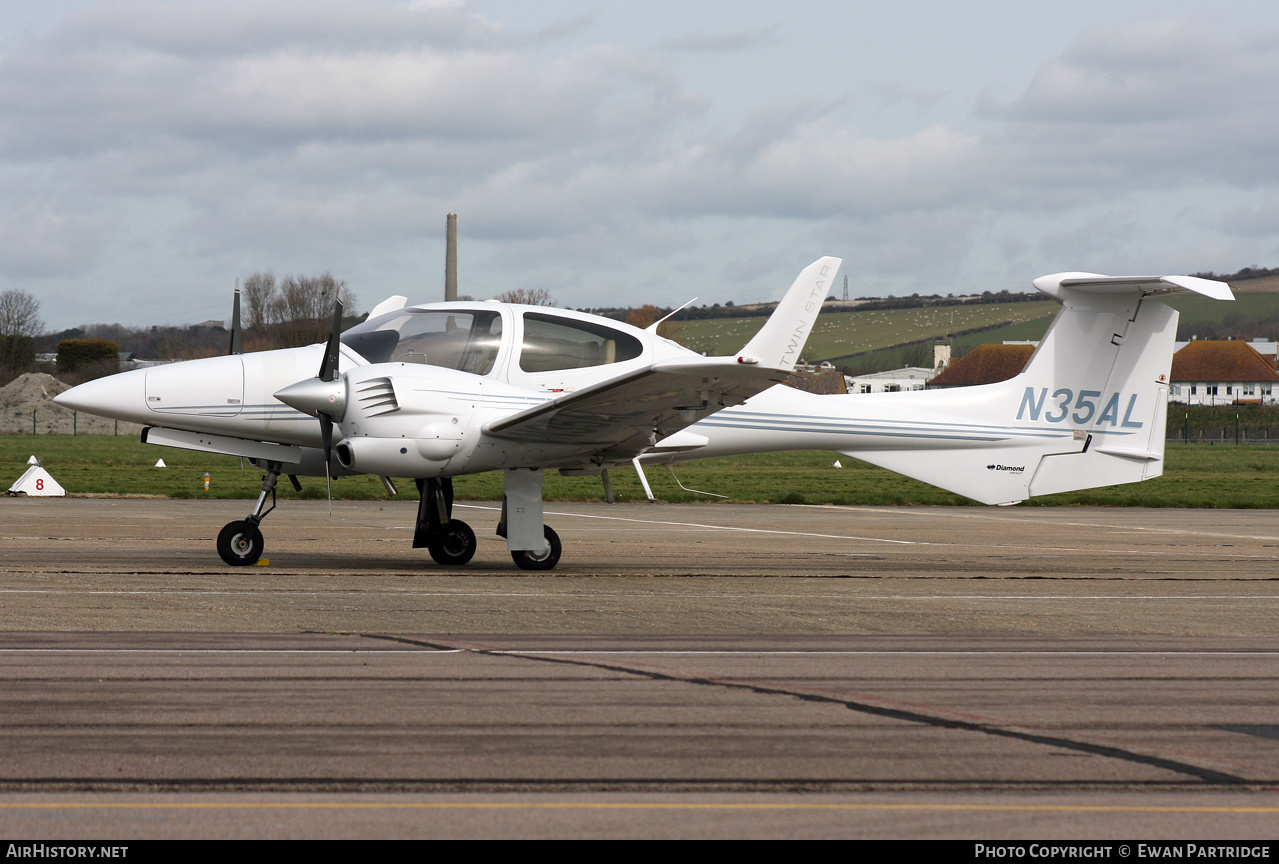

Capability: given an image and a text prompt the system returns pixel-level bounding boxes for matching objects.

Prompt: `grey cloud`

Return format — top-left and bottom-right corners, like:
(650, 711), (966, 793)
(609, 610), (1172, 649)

(660, 26), (781, 54)
(0, 194), (108, 279)
(54, 0), (504, 57)
(7, 3), (1279, 325)
(865, 82), (946, 113)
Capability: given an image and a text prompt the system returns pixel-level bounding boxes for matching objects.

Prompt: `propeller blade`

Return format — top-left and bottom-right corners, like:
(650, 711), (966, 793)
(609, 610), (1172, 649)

(320, 412), (333, 460)
(228, 284), (243, 355)
(319, 302), (344, 382)
(321, 413), (334, 516)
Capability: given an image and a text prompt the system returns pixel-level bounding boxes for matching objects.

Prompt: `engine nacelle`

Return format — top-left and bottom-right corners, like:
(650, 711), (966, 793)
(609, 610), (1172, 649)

(334, 436), (459, 477)
(333, 363), (483, 477)
(247, 448), (359, 478)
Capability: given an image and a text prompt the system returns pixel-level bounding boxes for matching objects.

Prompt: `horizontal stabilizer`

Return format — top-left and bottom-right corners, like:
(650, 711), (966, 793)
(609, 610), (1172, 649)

(1033, 272), (1234, 301)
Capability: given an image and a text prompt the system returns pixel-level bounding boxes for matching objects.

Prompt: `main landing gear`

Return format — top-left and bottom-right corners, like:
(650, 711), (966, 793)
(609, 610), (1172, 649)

(499, 468), (562, 570)
(415, 472), (564, 569)
(414, 477), (477, 566)
(217, 460), (288, 566)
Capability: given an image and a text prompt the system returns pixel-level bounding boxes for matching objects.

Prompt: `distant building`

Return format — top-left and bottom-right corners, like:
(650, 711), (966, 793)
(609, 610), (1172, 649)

(1169, 340), (1279, 405)
(844, 367), (933, 394)
(926, 344), (1035, 389)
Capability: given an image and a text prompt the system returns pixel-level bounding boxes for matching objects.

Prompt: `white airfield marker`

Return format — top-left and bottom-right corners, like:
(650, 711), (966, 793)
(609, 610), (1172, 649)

(8, 466), (66, 497)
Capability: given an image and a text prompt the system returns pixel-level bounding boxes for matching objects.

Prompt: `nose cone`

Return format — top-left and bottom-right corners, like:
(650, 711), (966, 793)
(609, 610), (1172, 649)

(54, 368), (149, 423)
(274, 377), (346, 419)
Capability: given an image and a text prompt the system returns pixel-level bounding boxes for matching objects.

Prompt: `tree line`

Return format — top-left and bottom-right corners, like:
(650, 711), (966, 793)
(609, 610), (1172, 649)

(0, 272), (361, 386)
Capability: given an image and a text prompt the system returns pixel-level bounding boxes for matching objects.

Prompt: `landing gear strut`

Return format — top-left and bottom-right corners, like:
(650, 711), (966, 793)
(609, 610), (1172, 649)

(217, 460), (281, 566)
(414, 477), (476, 566)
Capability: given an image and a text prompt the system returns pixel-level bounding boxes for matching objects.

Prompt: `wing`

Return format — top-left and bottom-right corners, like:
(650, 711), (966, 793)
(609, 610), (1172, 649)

(482, 356), (789, 461)
(484, 255), (842, 463)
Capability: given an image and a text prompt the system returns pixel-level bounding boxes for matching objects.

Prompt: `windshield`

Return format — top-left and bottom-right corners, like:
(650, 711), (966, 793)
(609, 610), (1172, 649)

(341, 309), (504, 375)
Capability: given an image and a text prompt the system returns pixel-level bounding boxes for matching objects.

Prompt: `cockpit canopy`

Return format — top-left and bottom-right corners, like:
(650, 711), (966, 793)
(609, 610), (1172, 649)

(342, 309), (504, 374)
(341, 307), (644, 377)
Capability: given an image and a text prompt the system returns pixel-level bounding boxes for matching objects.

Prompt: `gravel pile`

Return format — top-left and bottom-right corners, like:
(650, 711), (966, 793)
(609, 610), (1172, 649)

(0, 373), (143, 436)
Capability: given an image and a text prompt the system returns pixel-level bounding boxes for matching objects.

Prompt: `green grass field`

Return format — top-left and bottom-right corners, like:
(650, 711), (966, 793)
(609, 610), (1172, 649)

(5, 435), (1278, 508)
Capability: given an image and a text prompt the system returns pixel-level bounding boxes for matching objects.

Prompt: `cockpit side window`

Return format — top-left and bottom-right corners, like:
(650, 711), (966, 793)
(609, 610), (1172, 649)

(519, 312), (643, 373)
(341, 310), (503, 375)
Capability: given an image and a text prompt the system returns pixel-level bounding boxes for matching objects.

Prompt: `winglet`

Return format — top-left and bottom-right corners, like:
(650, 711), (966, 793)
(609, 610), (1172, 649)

(737, 257), (842, 371)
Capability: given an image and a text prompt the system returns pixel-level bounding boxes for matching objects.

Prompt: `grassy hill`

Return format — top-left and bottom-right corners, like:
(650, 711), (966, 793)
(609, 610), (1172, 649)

(675, 300), (1059, 361)
(672, 284), (1279, 373)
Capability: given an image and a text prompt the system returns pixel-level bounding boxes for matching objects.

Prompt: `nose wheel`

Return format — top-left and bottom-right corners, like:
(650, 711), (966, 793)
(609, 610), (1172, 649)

(216, 460), (281, 567)
(217, 520), (264, 566)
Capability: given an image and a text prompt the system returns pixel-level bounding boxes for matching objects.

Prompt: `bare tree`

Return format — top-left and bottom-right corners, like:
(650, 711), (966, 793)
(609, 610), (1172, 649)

(239, 271), (357, 349)
(495, 287), (556, 306)
(0, 290), (43, 381)
(0, 290), (44, 338)
(242, 271), (276, 331)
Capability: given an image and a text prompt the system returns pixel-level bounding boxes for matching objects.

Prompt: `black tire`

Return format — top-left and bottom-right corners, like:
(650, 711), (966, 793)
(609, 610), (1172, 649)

(217, 520), (264, 566)
(428, 519), (476, 566)
(511, 525), (561, 571)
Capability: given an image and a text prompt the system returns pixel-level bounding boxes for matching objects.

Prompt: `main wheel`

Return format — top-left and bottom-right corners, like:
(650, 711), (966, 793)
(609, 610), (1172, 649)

(217, 520), (264, 566)
(511, 525), (561, 571)
(428, 519), (476, 566)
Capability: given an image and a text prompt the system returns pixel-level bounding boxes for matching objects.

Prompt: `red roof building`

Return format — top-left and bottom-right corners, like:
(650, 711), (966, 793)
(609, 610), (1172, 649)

(1169, 340), (1279, 405)
(926, 344), (1035, 388)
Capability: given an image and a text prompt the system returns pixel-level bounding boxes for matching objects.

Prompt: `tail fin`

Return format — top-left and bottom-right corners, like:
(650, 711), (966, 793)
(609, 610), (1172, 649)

(738, 257), (840, 372)
(843, 273), (1232, 504)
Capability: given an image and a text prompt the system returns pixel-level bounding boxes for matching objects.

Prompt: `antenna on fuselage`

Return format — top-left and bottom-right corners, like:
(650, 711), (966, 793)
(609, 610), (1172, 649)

(445, 212), (458, 302)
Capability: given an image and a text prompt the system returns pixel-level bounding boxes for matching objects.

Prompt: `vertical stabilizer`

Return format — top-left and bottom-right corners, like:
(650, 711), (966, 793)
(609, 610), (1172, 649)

(837, 274), (1230, 503)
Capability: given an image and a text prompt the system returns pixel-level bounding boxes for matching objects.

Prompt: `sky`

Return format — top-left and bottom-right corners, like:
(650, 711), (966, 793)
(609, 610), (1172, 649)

(4, 0), (1279, 331)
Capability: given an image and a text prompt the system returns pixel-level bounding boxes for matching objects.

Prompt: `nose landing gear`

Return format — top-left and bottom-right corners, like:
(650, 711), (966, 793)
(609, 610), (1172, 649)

(216, 460), (282, 566)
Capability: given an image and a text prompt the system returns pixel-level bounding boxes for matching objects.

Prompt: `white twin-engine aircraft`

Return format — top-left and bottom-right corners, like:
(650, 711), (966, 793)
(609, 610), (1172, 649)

(55, 260), (1231, 570)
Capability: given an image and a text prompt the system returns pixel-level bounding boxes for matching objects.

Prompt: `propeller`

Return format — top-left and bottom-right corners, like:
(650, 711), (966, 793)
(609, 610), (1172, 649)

(229, 282), (244, 475)
(318, 302), (344, 508)
(273, 302), (347, 512)
(318, 301), (343, 461)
